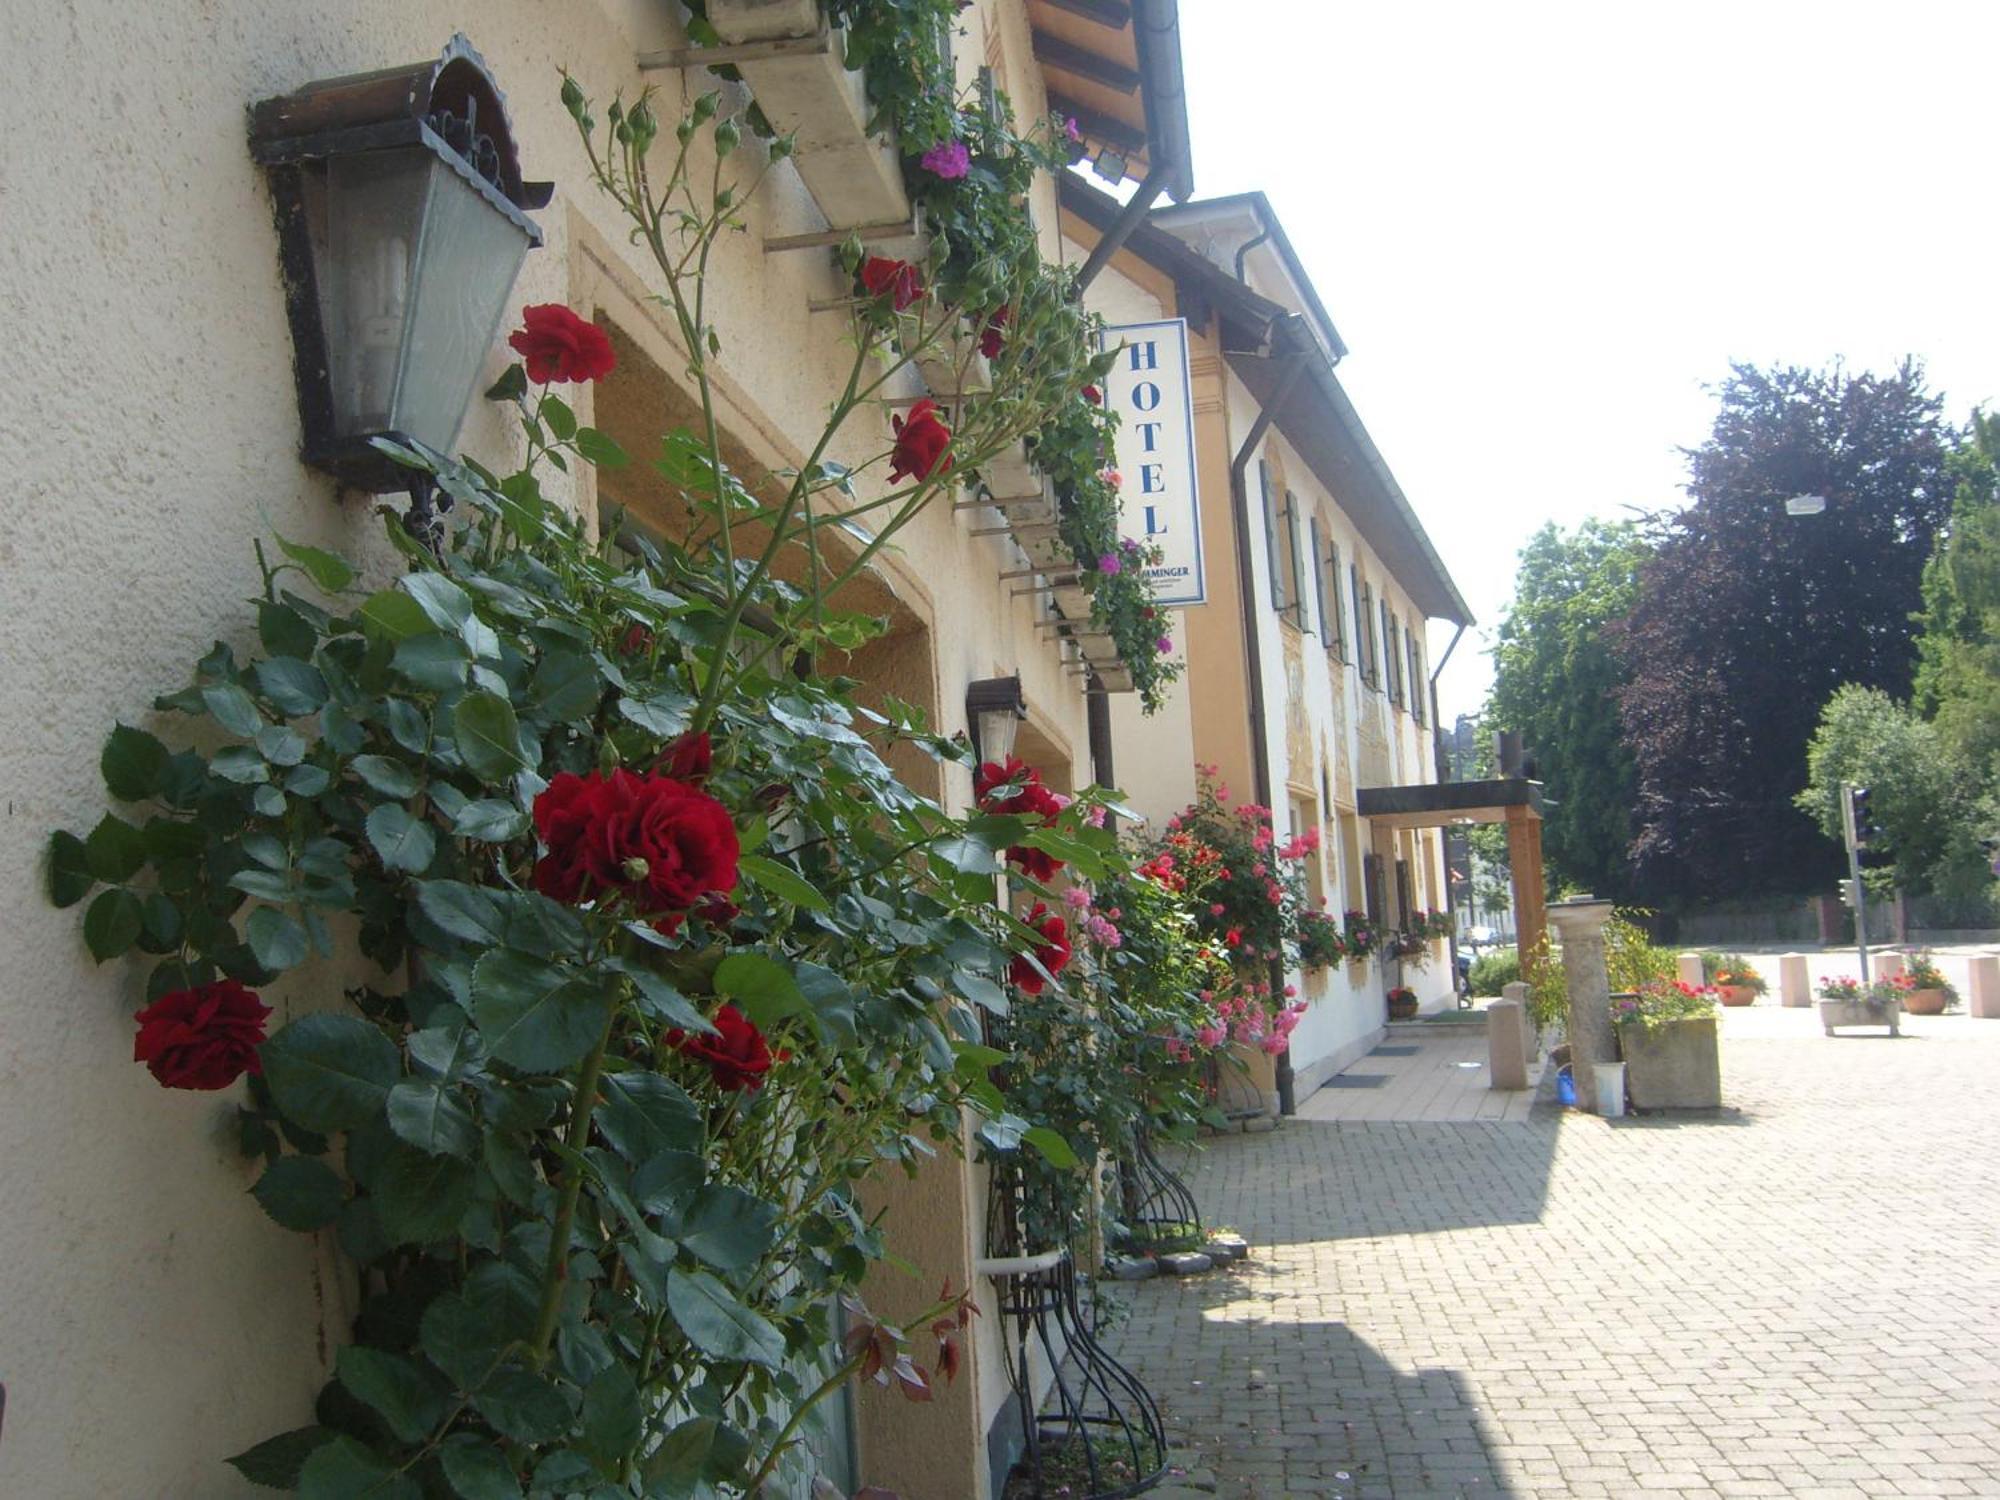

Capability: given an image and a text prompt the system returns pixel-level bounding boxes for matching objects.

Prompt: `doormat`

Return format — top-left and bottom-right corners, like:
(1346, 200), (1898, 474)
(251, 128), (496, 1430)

(1369, 1045), (1420, 1057)
(1325, 1073), (1389, 1088)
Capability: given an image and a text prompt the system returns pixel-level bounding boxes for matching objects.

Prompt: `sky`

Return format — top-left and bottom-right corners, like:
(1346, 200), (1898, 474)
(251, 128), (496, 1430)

(1173, 1), (2000, 726)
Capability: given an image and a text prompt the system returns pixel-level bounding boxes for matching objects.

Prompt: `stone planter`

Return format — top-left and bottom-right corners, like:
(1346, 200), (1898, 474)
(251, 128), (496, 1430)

(1386, 992), (1419, 1021)
(1617, 1016), (1721, 1109)
(706, 0), (910, 231)
(1819, 997), (1900, 1036)
(1903, 987), (1950, 1015)
(1716, 984), (1759, 1007)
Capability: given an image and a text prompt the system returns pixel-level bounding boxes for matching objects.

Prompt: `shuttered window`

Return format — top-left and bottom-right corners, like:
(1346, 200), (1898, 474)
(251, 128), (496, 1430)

(1408, 633), (1426, 726)
(1260, 460), (1287, 614)
(1310, 518), (1330, 648)
(1282, 491), (1308, 627)
(1381, 600), (1399, 705)
(1323, 537), (1347, 662)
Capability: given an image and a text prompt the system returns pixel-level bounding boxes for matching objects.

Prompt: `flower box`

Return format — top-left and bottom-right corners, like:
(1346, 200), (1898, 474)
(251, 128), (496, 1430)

(911, 320), (993, 400)
(1617, 1016), (1721, 1109)
(1051, 581), (1093, 620)
(1716, 984), (1757, 1007)
(1819, 996), (1900, 1036)
(1903, 987), (1949, 1015)
(705, 0), (910, 231)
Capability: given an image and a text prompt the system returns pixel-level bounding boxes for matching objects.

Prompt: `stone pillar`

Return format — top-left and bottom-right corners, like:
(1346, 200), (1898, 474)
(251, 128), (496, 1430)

(1676, 951), (1706, 990)
(1549, 897), (1617, 1115)
(1779, 953), (1811, 1008)
(1876, 950), (1907, 983)
(1968, 955), (2000, 1019)
(1503, 979), (1536, 1060)
(1488, 996), (1529, 1090)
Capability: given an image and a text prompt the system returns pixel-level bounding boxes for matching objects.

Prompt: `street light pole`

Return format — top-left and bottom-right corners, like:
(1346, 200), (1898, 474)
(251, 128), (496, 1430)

(1841, 782), (1871, 983)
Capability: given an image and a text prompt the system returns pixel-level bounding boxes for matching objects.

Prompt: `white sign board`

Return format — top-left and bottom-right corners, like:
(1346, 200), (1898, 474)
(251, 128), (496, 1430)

(1101, 318), (1204, 607)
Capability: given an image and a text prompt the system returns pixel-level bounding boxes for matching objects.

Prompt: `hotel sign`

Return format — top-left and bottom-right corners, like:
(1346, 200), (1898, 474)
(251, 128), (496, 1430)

(1101, 318), (1205, 607)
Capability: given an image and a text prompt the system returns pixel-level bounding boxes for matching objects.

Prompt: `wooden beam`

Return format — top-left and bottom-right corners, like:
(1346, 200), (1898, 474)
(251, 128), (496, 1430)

(1041, 0), (1133, 28)
(1031, 32), (1141, 93)
(1045, 92), (1148, 156)
(1505, 803), (1548, 974)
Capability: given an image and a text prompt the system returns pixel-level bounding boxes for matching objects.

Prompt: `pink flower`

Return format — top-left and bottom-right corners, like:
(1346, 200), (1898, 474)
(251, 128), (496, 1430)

(1065, 116), (1083, 144)
(1062, 886), (1093, 910)
(1097, 553), (1122, 575)
(1283, 984), (1297, 998)
(1100, 468), (1123, 490)
(1085, 804), (1107, 828)
(1195, 1024), (1227, 1048)
(1261, 1035), (1287, 1056)
(1210, 903), (1225, 916)
(1155, 637), (1174, 654)
(921, 139), (971, 179)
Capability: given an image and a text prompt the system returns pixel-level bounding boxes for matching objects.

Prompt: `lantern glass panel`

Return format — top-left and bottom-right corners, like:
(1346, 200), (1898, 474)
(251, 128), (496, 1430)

(325, 147), (531, 458)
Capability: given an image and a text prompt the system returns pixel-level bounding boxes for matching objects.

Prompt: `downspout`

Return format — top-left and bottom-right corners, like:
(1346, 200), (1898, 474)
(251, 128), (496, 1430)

(1228, 317), (1313, 1114)
(1427, 620), (1468, 997)
(1233, 228), (1271, 287)
(1427, 622), (1467, 784)
(1075, 162), (1174, 293)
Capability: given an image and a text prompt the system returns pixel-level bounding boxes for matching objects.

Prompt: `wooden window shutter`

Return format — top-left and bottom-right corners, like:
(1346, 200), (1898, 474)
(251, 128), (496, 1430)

(1260, 460), (1286, 613)
(1364, 852), (1384, 923)
(1309, 518), (1330, 647)
(1284, 492), (1308, 625)
(1326, 540), (1347, 661)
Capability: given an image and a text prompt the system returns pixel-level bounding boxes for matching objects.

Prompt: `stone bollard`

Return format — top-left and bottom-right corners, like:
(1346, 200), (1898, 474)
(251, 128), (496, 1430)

(1551, 898), (1618, 1115)
(1875, 951), (1906, 983)
(1676, 951), (1706, 990)
(1488, 996), (1529, 1091)
(1969, 955), (2000, 1019)
(1779, 953), (1811, 1008)
(1503, 980), (1538, 1061)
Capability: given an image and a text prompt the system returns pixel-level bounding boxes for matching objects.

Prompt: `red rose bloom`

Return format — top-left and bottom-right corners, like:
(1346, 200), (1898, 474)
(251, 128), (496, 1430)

(657, 731), (713, 784)
(974, 755), (1032, 803)
(532, 769), (739, 915)
(1009, 903), (1073, 995)
(858, 256), (925, 311)
(133, 980), (271, 1091)
(979, 305), (1010, 360)
(619, 623), (654, 656)
(508, 303), (616, 384)
(1007, 845), (1063, 883)
(1082, 384), (1102, 404)
(669, 1003), (787, 1091)
(889, 399), (953, 484)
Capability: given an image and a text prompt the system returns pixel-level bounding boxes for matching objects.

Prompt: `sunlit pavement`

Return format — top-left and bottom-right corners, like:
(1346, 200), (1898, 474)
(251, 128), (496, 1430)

(1106, 1001), (2000, 1498)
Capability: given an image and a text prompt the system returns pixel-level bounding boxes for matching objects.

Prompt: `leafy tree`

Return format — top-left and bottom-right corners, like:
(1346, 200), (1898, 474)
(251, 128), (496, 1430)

(1913, 411), (2000, 767)
(1614, 361), (1957, 899)
(1485, 521), (1649, 901)
(1795, 685), (1987, 899)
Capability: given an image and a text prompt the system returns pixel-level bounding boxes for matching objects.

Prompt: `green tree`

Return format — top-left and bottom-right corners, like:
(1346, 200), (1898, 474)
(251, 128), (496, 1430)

(1795, 684), (1987, 899)
(1914, 410), (2000, 767)
(1485, 520), (1650, 901)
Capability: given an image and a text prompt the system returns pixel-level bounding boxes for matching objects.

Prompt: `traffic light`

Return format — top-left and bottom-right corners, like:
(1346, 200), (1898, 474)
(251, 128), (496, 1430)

(1850, 785), (1877, 849)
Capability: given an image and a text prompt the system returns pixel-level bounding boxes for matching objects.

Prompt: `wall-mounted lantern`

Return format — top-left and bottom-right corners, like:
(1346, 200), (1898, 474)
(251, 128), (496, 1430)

(966, 674), (1028, 764)
(248, 36), (550, 508)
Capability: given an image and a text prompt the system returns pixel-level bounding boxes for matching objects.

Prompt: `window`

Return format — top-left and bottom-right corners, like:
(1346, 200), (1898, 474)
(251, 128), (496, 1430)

(1381, 599), (1399, 705)
(1259, 461), (1288, 615)
(1408, 632), (1426, 726)
(1322, 534), (1347, 661)
(1356, 577), (1377, 687)
(1309, 518), (1330, 648)
(1281, 491), (1308, 627)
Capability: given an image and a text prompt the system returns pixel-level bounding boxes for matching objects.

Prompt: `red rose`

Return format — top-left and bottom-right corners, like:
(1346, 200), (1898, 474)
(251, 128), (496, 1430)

(1082, 384), (1102, 404)
(974, 755), (1033, 802)
(669, 1003), (786, 1091)
(979, 305), (1010, 360)
(132, 980), (271, 1091)
(859, 256), (925, 311)
(532, 769), (739, 915)
(619, 623), (654, 656)
(1007, 845), (1063, 883)
(507, 303), (616, 384)
(889, 399), (953, 484)
(1009, 903), (1072, 995)
(657, 731), (713, 784)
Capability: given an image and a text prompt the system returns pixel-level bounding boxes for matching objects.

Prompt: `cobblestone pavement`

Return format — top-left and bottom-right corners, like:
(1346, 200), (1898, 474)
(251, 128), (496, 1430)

(1106, 1008), (2000, 1499)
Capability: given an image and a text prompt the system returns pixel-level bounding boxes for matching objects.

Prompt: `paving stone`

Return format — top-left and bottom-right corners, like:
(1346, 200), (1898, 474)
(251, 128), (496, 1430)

(1157, 1250), (1213, 1274)
(1088, 1009), (2000, 1498)
(1107, 1254), (1159, 1281)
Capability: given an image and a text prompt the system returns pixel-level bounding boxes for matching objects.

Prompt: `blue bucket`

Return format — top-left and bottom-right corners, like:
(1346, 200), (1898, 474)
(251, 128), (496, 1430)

(1555, 1065), (1576, 1107)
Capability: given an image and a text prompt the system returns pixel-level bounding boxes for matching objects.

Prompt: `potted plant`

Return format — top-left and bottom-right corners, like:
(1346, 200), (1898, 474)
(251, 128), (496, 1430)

(1342, 910), (1379, 967)
(1296, 908), (1346, 971)
(1704, 952), (1766, 1006)
(1902, 951), (1957, 1015)
(1611, 980), (1722, 1109)
(1817, 974), (1902, 1036)
(1386, 985), (1419, 1021)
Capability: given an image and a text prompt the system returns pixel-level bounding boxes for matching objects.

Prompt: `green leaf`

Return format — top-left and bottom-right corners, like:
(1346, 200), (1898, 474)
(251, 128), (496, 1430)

(607, 960), (713, 1035)
(387, 1078), (479, 1159)
(255, 657), (330, 717)
(228, 1425), (335, 1489)
(678, 1184), (779, 1273)
(393, 632), (472, 692)
(408, 1023), (487, 1082)
(297, 1435), (420, 1500)
(402, 572), (473, 631)
(1022, 1125), (1081, 1170)
(1020, 827), (1104, 879)
(793, 960), (857, 1042)
(528, 650), (603, 723)
(252, 784), (287, 818)
(540, 393), (578, 441)
(472, 952), (611, 1073)
(337, 1345), (449, 1444)
(415, 880), (506, 946)
(439, 1440), (524, 1500)
(85, 813), (148, 882)
(451, 799), (529, 841)
(665, 1270), (786, 1368)
(211, 745), (271, 784)
(953, 968), (1009, 1014)
(247, 906), (310, 972)
(472, 1368), (574, 1444)
(102, 723), (169, 801)
(277, 535), (357, 594)
(256, 724), (307, 767)
(350, 755), (420, 798)
(83, 888), (143, 961)
(594, 1070), (702, 1162)
(202, 681), (264, 737)
(736, 854), (831, 912)
(931, 835), (1001, 876)
(485, 362), (529, 403)
(261, 1012), (400, 1133)
(258, 599), (321, 659)
(366, 805), (437, 875)
(575, 427), (629, 469)
(617, 693), (692, 737)
(372, 1139), (475, 1244)
(580, 1363), (643, 1467)
(358, 590), (438, 643)
(252, 1154), (347, 1231)
(713, 951), (809, 1031)
(48, 830), (94, 907)
(455, 692), (528, 783)
(421, 1290), (514, 1391)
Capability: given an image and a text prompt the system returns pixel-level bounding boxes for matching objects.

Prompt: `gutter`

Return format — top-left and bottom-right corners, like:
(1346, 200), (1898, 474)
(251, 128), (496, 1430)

(1075, 161), (1175, 292)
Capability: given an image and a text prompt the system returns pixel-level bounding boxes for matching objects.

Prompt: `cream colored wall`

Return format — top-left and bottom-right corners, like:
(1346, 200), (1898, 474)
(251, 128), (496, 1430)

(0, 3), (1089, 1495)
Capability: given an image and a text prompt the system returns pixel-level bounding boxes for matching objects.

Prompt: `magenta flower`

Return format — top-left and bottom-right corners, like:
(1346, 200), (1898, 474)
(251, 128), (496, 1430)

(1155, 636), (1174, 654)
(920, 139), (970, 180)
(1065, 116), (1083, 145)
(1062, 886), (1093, 910)
(1097, 552), (1121, 575)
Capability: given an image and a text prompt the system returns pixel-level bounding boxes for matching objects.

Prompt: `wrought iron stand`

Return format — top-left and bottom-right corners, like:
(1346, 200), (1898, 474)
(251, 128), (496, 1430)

(1116, 1128), (1204, 1253)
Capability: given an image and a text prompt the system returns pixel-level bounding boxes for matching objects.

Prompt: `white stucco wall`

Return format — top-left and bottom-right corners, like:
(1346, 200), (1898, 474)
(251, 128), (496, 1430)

(0, 2), (1099, 1494)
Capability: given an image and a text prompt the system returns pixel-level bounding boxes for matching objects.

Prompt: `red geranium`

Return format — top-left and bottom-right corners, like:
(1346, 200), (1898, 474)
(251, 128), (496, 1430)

(978, 305), (1010, 360)
(669, 1003), (787, 1091)
(532, 769), (739, 915)
(132, 980), (271, 1091)
(859, 256), (925, 311)
(1009, 903), (1073, 995)
(507, 303), (616, 383)
(890, 399), (953, 483)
